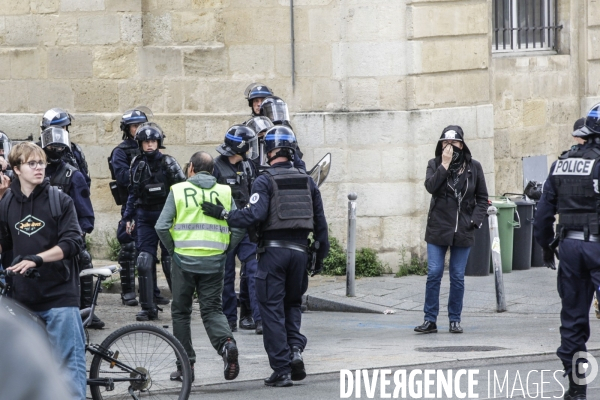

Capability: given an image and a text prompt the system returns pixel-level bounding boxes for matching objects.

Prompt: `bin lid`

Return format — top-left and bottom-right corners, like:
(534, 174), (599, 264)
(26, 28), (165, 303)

(491, 199), (517, 209)
(513, 199), (535, 206)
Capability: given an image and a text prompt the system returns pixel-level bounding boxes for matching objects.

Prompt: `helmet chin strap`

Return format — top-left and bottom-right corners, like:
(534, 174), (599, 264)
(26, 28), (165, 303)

(143, 149), (158, 157)
(267, 149), (293, 164)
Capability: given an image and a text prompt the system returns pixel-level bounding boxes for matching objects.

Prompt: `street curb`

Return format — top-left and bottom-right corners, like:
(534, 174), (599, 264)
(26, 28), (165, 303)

(188, 348), (600, 389)
(303, 294), (383, 314)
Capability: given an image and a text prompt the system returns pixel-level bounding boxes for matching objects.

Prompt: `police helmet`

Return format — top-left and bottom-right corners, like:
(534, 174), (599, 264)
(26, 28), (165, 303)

(0, 131), (12, 157)
(260, 96), (290, 125)
(120, 106), (153, 139)
(245, 116), (274, 136)
(216, 125), (259, 160)
(134, 122), (165, 150)
(244, 83), (273, 106)
(40, 108), (74, 131)
(585, 103), (600, 135)
(263, 125), (297, 163)
(572, 117), (590, 138)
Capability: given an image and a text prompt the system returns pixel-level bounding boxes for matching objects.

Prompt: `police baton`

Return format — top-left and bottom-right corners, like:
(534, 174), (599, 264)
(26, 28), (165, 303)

(488, 205), (507, 313)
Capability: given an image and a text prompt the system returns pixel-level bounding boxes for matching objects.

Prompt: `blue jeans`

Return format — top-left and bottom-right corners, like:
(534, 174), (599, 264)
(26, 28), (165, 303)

(34, 307), (87, 400)
(424, 243), (471, 323)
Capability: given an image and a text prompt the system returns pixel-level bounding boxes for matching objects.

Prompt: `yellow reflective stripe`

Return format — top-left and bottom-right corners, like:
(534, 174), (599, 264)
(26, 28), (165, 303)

(172, 223), (229, 233)
(173, 240), (229, 251)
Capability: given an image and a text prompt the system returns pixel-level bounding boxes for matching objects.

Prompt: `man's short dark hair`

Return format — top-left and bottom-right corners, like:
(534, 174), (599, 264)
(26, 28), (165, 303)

(189, 151), (214, 174)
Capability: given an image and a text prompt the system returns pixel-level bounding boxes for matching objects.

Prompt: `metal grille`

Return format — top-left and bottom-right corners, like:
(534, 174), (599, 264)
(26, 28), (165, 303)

(493, 0), (562, 52)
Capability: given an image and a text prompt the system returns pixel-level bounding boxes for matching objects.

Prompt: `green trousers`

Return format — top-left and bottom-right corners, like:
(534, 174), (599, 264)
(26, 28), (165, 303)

(171, 260), (235, 364)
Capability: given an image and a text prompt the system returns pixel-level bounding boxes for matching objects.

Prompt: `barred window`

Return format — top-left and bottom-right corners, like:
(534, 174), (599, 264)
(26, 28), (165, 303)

(493, 0), (562, 52)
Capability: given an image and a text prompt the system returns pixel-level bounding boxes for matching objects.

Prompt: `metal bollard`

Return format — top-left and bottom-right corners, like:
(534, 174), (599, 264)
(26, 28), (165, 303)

(346, 193), (357, 297)
(488, 205), (507, 312)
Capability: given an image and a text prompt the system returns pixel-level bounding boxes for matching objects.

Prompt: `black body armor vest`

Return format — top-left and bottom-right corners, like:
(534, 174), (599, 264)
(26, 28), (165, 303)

(554, 145), (600, 236)
(49, 162), (78, 194)
(214, 156), (254, 209)
(131, 155), (170, 210)
(262, 167), (314, 232)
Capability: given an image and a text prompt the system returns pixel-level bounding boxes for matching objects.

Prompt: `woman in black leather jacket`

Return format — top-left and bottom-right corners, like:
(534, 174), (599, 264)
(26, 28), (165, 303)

(415, 125), (489, 335)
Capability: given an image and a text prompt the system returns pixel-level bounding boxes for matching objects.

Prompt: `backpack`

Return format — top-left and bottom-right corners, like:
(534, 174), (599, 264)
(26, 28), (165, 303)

(1, 185), (62, 224)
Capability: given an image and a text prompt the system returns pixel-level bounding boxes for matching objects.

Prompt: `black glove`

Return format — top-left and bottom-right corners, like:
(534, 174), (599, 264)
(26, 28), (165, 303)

(201, 198), (225, 220)
(542, 246), (557, 270)
(311, 260), (324, 277)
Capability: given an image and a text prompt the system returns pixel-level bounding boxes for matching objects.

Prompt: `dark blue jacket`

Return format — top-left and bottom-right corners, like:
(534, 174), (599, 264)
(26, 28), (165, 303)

(226, 161), (329, 261)
(46, 161), (95, 234)
(71, 142), (91, 187)
(533, 142), (600, 247)
(111, 138), (138, 187)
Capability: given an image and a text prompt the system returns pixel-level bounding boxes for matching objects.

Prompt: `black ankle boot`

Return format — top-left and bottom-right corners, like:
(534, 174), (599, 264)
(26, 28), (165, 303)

(565, 370), (587, 399)
(414, 321), (437, 333)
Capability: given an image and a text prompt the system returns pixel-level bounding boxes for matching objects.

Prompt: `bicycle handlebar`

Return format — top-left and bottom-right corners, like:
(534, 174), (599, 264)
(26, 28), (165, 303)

(0, 268), (39, 279)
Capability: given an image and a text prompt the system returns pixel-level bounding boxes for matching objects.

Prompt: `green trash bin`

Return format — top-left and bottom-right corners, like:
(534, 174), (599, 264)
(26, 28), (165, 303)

(491, 199), (520, 274)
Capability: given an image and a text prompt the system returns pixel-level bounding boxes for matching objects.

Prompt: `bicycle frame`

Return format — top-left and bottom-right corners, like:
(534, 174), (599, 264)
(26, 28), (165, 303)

(81, 267), (148, 390)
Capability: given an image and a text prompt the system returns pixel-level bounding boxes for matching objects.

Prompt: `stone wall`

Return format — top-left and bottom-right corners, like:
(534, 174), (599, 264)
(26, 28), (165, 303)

(491, 1), (589, 196)
(0, 0), (495, 268)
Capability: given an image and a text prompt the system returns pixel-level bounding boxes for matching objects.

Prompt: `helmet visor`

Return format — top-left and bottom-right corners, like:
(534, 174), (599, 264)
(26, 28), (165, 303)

(246, 136), (259, 161)
(0, 140), (12, 157)
(123, 106), (154, 120)
(245, 116), (274, 135)
(262, 103), (290, 123)
(41, 127), (70, 149)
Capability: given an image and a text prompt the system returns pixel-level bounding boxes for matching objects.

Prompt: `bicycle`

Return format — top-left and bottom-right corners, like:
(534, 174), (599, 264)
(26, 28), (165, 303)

(1, 265), (192, 400)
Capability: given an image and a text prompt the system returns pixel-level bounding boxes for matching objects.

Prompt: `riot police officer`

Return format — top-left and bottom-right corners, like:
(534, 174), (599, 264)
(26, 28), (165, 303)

(202, 125), (329, 387)
(109, 107), (152, 306)
(244, 82), (274, 117)
(40, 127), (103, 329)
(259, 96), (306, 172)
(40, 108), (90, 186)
(533, 105), (600, 400)
(123, 122), (186, 321)
(213, 125), (262, 334)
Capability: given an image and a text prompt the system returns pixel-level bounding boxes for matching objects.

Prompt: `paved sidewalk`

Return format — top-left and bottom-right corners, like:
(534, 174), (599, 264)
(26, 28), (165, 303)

(305, 265), (564, 315)
(89, 261), (600, 388)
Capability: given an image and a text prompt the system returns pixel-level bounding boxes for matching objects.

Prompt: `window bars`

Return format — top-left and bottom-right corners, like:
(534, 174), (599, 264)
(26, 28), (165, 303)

(493, 0), (563, 52)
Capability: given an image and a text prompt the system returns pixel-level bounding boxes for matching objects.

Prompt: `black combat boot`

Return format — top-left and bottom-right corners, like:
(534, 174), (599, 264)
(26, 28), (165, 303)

(239, 302), (256, 330)
(290, 346), (306, 381)
(264, 372), (293, 387)
(565, 370), (587, 400)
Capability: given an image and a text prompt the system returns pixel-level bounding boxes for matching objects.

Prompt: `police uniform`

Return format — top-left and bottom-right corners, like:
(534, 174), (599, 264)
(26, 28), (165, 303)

(64, 142), (91, 187)
(534, 130), (600, 399)
(46, 157), (100, 328)
(203, 126), (330, 386)
(110, 137), (141, 305)
(222, 160), (329, 385)
(124, 144), (186, 320)
(213, 154), (262, 331)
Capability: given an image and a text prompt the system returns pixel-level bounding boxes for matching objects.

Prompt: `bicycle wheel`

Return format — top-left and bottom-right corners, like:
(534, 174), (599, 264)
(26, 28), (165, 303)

(89, 323), (192, 400)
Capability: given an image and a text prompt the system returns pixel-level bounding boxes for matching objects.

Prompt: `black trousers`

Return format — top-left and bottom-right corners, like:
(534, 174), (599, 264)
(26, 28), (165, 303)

(255, 247), (309, 374)
(557, 238), (600, 375)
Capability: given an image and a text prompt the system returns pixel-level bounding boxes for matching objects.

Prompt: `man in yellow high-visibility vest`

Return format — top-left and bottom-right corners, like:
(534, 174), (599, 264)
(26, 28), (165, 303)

(155, 151), (245, 382)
